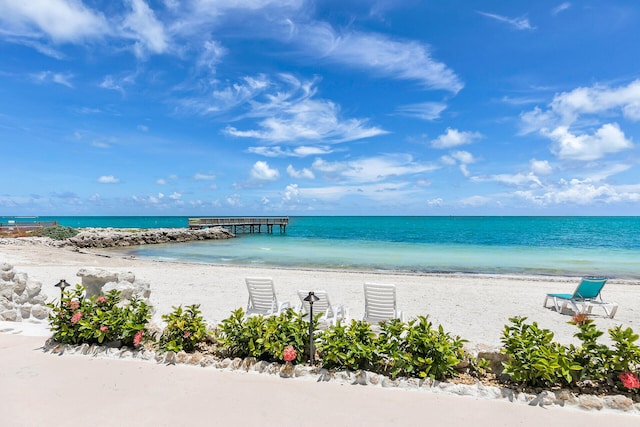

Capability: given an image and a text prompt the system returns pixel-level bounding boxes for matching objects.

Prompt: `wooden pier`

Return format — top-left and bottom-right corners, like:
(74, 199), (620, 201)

(188, 217), (288, 234)
(0, 220), (58, 235)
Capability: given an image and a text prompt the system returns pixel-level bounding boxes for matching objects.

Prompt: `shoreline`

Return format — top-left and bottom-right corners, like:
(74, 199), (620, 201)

(1, 238), (638, 350)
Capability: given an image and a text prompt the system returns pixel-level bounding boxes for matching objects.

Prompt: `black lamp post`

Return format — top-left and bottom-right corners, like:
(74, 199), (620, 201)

(303, 291), (320, 365)
(55, 279), (70, 304)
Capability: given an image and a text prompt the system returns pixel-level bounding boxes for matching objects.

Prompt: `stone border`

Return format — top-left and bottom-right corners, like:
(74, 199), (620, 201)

(42, 339), (640, 415)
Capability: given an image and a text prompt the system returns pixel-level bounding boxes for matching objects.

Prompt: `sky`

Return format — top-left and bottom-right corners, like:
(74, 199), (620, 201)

(1, 0), (640, 216)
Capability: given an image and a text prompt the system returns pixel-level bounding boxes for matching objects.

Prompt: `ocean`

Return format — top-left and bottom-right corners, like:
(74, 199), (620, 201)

(3, 216), (640, 278)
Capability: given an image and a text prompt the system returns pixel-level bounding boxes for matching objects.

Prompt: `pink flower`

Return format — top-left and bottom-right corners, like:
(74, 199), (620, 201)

(283, 345), (297, 362)
(95, 296), (107, 304)
(133, 330), (144, 347)
(68, 300), (80, 310)
(619, 372), (640, 390)
(183, 332), (191, 338)
(100, 325), (108, 332)
(71, 311), (82, 324)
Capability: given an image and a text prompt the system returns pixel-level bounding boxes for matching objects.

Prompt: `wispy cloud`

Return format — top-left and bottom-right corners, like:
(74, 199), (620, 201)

(0, 0), (109, 43)
(478, 11), (535, 30)
(312, 154), (438, 184)
(30, 71), (74, 87)
(551, 3), (571, 16)
(396, 102), (447, 121)
(223, 74), (387, 144)
(248, 145), (333, 158)
(98, 175), (120, 184)
(295, 22), (463, 93)
(121, 0), (169, 57)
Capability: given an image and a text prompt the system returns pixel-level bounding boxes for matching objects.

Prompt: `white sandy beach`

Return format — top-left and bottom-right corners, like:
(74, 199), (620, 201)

(1, 242), (638, 348)
(1, 242), (640, 426)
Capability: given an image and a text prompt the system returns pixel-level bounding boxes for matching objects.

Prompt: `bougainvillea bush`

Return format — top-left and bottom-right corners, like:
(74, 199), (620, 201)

(48, 284), (152, 347)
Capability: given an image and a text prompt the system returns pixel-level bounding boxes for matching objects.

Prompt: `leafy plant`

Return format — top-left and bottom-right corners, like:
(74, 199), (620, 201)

(48, 284), (151, 347)
(316, 320), (376, 371)
(215, 308), (309, 362)
(569, 316), (612, 381)
(501, 316), (580, 387)
(157, 304), (209, 353)
(32, 225), (78, 240)
(609, 325), (640, 374)
(374, 316), (466, 380)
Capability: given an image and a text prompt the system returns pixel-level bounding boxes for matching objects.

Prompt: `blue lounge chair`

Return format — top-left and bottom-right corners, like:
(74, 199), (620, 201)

(543, 277), (618, 318)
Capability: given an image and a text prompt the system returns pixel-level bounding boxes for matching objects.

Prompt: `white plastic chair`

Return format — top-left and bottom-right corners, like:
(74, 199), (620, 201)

(363, 283), (404, 324)
(297, 290), (348, 326)
(245, 277), (290, 317)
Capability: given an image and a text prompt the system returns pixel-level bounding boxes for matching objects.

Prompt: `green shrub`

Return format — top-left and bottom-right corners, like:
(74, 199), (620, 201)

(501, 317), (580, 387)
(157, 304), (209, 353)
(569, 317), (612, 381)
(316, 320), (377, 371)
(48, 285), (151, 347)
(215, 308), (309, 363)
(33, 225), (78, 240)
(374, 316), (466, 380)
(609, 325), (640, 374)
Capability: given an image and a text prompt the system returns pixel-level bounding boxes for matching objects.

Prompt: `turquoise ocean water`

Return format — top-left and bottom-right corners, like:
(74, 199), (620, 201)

(3, 216), (640, 279)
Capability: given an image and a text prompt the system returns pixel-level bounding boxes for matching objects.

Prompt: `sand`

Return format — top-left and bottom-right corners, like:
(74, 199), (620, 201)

(1, 242), (638, 349)
(1, 242), (640, 426)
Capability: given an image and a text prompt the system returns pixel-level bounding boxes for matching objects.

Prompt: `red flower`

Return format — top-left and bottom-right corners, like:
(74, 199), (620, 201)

(133, 330), (144, 347)
(68, 300), (80, 310)
(71, 311), (82, 324)
(619, 372), (640, 390)
(183, 332), (191, 338)
(96, 296), (107, 304)
(283, 345), (297, 362)
(100, 325), (108, 332)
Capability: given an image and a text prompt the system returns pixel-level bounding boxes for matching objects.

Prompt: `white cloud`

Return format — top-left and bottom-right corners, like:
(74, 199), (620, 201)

(224, 74), (386, 144)
(516, 179), (640, 206)
(169, 191), (181, 200)
(30, 71), (74, 87)
(551, 3), (571, 15)
(522, 80), (640, 132)
(156, 178), (167, 185)
(427, 198), (443, 207)
(0, 0), (109, 43)
(100, 76), (124, 93)
(286, 165), (315, 179)
(97, 175), (119, 184)
(312, 154), (437, 184)
(545, 123), (633, 161)
(472, 172), (542, 187)
(396, 102), (447, 121)
(530, 159), (553, 175)
(478, 11), (535, 30)
(247, 145), (333, 158)
(193, 173), (216, 180)
(460, 195), (492, 207)
(251, 161), (280, 181)
(283, 183), (299, 201)
(430, 128), (482, 149)
(122, 0), (169, 57)
(297, 23), (463, 93)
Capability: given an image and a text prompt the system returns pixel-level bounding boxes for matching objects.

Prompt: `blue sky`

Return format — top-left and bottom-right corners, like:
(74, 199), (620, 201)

(1, 0), (640, 216)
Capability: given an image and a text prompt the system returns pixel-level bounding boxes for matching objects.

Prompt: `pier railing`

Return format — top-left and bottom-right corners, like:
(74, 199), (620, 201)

(188, 217), (288, 234)
(0, 221), (58, 234)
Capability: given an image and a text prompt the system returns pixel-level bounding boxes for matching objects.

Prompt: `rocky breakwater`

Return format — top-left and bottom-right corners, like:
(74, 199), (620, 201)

(68, 227), (234, 249)
(0, 263), (49, 321)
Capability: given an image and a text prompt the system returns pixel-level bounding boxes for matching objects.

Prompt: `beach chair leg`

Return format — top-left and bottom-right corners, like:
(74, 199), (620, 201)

(605, 303), (618, 319)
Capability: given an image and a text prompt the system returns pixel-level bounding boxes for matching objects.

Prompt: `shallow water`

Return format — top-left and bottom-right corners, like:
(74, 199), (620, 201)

(100, 216), (640, 279)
